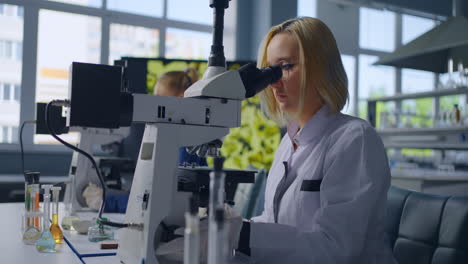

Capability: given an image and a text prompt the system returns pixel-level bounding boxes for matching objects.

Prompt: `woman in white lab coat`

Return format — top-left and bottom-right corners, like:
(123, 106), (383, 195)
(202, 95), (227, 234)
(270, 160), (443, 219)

(235, 17), (397, 264)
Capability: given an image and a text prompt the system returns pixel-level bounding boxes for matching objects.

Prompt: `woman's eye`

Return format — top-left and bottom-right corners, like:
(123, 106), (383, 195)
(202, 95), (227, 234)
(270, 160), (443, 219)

(282, 63), (294, 70)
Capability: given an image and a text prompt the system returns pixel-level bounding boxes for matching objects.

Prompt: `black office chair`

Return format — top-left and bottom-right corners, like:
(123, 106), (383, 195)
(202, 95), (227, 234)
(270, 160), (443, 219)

(386, 186), (468, 264)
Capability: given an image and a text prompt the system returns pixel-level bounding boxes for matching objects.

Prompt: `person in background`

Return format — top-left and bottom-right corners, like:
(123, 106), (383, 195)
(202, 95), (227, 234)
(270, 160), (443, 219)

(154, 67), (208, 167)
(235, 17), (397, 264)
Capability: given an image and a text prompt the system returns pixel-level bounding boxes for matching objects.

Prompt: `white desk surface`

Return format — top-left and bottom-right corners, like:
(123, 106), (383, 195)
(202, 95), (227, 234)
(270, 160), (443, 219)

(0, 203), (82, 264)
(82, 255), (121, 264)
(2, 203), (250, 264)
(65, 211), (124, 256)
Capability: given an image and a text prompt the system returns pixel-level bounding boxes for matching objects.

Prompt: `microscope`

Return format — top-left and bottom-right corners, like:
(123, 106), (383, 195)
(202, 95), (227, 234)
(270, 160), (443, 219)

(63, 1), (281, 263)
(36, 102), (131, 213)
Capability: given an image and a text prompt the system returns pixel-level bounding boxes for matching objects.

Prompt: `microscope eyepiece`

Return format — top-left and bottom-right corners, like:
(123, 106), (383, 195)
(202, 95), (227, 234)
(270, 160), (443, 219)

(238, 63), (282, 99)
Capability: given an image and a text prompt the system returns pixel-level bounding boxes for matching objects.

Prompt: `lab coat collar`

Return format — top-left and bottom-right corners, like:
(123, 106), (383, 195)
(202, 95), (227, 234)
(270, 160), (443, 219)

(287, 105), (337, 147)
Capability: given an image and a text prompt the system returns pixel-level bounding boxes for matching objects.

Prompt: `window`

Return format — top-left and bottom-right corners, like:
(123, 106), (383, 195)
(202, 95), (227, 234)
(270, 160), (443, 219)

(402, 14), (435, 44)
(341, 54), (355, 115)
(4, 41), (12, 58)
(17, 6), (23, 17)
(11, 126), (18, 143)
(15, 41), (22, 61)
(165, 28), (211, 59)
(35, 10), (101, 144)
(358, 55), (395, 118)
(440, 95), (466, 114)
(13, 84), (20, 102)
(167, 0), (212, 25)
(0, 4), (22, 17)
(0, 1), (236, 148)
(359, 55), (395, 99)
(108, 0), (163, 17)
(3, 83), (10, 100)
(401, 98), (434, 128)
(109, 24), (159, 64)
(359, 8), (396, 52)
(297, 0), (317, 17)
(49, 0), (102, 8)
(2, 127), (8, 142)
(36, 10), (101, 103)
(402, 69), (435, 93)
(0, 40), (22, 60)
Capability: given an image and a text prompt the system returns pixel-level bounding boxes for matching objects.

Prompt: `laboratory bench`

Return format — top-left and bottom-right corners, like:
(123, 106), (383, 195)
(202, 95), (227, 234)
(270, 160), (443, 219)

(391, 168), (468, 196)
(0, 202), (81, 264)
(1, 203), (251, 264)
(1, 202), (122, 264)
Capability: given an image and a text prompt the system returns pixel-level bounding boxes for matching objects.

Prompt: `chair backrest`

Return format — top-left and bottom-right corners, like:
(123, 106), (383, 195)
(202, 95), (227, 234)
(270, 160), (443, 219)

(386, 186), (468, 264)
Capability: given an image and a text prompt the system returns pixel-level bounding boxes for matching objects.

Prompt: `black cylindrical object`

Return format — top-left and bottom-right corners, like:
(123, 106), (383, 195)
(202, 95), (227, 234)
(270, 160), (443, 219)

(238, 63), (283, 98)
(189, 194), (199, 215)
(208, 0), (230, 67)
(213, 157), (225, 173)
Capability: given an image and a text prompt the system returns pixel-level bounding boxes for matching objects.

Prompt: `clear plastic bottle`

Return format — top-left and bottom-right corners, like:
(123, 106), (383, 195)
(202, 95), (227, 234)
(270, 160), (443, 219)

(36, 185), (56, 253)
(88, 218), (114, 242)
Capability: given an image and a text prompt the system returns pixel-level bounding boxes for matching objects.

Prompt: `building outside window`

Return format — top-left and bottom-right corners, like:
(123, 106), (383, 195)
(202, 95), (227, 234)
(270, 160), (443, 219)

(0, 4), (22, 143)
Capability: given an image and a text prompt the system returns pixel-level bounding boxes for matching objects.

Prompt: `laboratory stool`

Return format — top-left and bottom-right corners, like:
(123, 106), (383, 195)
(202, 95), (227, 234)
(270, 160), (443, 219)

(386, 186), (468, 264)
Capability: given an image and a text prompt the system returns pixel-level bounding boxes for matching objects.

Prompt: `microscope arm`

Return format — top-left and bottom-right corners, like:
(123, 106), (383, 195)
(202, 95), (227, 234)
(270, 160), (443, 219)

(131, 94), (241, 129)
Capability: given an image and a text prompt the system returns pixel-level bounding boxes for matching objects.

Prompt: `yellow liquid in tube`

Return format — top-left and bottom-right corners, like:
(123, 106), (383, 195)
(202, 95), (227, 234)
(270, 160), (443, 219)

(50, 214), (63, 244)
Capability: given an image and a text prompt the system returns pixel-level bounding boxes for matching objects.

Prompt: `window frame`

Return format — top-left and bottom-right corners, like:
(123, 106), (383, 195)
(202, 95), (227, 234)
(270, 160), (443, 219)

(355, 8), (438, 119)
(0, 0), (231, 152)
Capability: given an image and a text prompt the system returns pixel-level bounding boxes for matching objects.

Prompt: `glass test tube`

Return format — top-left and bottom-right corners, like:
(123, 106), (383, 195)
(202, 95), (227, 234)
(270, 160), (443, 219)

(24, 173), (34, 228)
(208, 157), (227, 264)
(32, 184), (40, 229)
(184, 195), (200, 264)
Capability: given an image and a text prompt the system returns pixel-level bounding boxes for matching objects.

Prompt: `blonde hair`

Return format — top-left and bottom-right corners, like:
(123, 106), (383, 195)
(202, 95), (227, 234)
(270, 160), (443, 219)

(154, 67), (199, 96)
(258, 17), (348, 126)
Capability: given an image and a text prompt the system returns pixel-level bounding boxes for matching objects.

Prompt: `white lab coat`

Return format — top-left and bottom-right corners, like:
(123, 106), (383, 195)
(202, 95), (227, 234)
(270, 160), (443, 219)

(250, 106), (397, 264)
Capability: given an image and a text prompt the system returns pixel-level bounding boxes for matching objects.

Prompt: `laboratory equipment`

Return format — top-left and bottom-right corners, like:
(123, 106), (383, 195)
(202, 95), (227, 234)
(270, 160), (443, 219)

(23, 172), (34, 229)
(63, 127), (130, 214)
(50, 186), (63, 244)
(61, 215), (80, 231)
(208, 158), (228, 264)
(59, 0), (280, 263)
(36, 185), (56, 253)
(35, 102), (130, 214)
(22, 172), (41, 244)
(184, 195), (200, 264)
(88, 218), (114, 242)
(32, 182), (41, 229)
(71, 219), (93, 234)
(22, 212), (41, 245)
